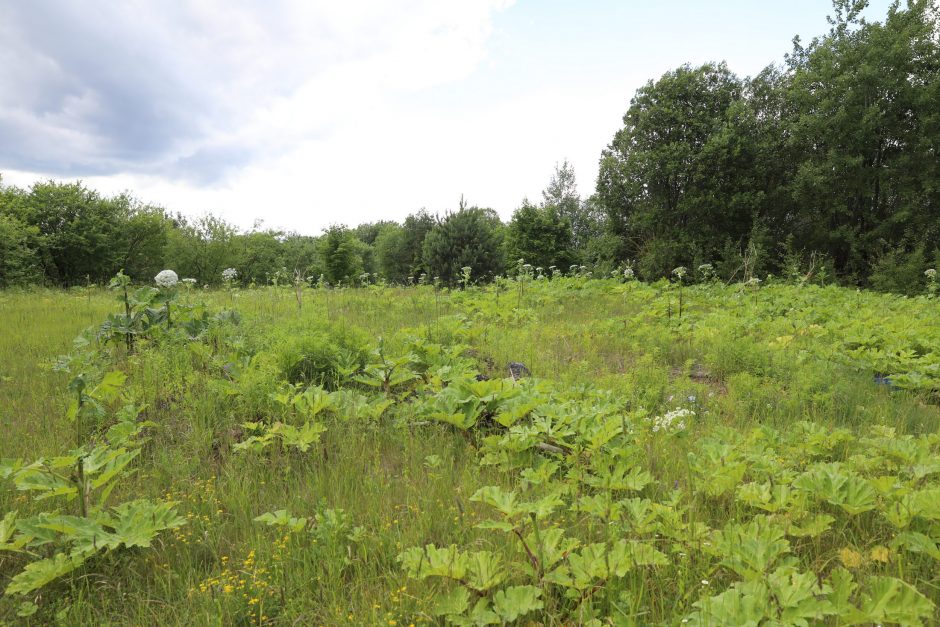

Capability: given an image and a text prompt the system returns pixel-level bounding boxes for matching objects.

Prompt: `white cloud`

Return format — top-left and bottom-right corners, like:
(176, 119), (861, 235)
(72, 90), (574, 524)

(0, 1), (515, 201)
(3, 0), (900, 233)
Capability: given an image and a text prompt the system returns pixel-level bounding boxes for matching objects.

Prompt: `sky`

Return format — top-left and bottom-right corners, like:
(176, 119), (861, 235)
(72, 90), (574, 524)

(0, 0), (896, 234)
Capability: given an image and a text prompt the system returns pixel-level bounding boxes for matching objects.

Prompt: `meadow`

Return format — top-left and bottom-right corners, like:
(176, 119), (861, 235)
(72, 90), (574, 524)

(1, 275), (939, 625)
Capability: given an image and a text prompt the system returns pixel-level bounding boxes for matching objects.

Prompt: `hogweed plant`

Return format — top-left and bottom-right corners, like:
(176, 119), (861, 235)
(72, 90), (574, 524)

(154, 269), (179, 328)
(1, 364), (183, 601)
(460, 266), (473, 291)
(103, 270), (164, 352)
(672, 266), (687, 319)
(697, 263), (715, 282)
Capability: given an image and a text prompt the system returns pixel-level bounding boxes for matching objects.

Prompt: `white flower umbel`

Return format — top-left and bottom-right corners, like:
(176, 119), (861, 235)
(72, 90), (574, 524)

(154, 269), (179, 288)
(222, 267), (238, 282)
(650, 407), (694, 434)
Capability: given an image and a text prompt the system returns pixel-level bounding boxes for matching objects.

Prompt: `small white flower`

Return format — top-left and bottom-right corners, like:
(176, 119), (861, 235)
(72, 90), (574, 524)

(688, 395), (696, 403)
(623, 267), (635, 280)
(926, 268), (936, 279)
(649, 407), (694, 434)
(222, 267), (238, 282)
(154, 269), (179, 288)
(181, 277), (196, 285)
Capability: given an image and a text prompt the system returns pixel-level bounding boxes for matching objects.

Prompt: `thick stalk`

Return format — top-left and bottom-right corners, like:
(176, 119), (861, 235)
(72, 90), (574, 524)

(123, 285), (134, 353)
(75, 387), (88, 517)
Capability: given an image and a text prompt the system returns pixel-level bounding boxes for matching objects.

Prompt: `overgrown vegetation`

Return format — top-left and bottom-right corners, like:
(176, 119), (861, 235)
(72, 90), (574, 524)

(1, 269), (939, 624)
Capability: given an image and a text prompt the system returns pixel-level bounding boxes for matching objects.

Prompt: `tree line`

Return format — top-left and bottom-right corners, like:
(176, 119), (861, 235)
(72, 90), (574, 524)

(1, 0), (938, 292)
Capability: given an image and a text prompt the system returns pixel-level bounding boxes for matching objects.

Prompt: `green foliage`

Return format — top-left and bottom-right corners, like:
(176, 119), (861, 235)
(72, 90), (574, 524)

(596, 1), (940, 286)
(422, 207), (506, 285)
(0, 212), (40, 286)
(319, 225), (365, 285)
(3, 257), (940, 623)
(275, 325), (369, 388)
(869, 245), (930, 295)
(506, 201), (574, 271)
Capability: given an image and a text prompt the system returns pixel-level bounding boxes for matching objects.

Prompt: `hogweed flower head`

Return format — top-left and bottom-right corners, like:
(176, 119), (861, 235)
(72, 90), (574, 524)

(155, 269), (179, 288)
(650, 407), (694, 434)
(222, 267), (238, 283)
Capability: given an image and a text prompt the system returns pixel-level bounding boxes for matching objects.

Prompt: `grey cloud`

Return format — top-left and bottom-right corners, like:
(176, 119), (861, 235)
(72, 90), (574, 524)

(0, 1), (300, 181)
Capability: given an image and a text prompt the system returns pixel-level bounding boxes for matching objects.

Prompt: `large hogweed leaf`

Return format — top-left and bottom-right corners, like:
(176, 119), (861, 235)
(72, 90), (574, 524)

(710, 516), (791, 580)
(794, 463), (878, 515)
(6, 550), (93, 596)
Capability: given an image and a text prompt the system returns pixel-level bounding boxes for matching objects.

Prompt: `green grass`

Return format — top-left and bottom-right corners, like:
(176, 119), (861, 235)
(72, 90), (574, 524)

(1, 280), (939, 625)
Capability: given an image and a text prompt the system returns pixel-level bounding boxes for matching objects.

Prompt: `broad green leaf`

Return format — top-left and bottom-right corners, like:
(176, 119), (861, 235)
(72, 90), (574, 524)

(91, 370), (127, 402)
(109, 499), (186, 548)
(491, 585), (543, 622)
(431, 586), (470, 616)
(254, 509), (309, 532)
(24, 513), (115, 553)
(766, 567), (834, 623)
(712, 516), (790, 580)
(687, 580), (769, 626)
(16, 601), (39, 617)
(12, 464), (77, 500)
(397, 544), (467, 580)
(892, 531), (940, 561)
(736, 482), (793, 513)
(470, 486), (521, 518)
(0, 511), (28, 553)
(465, 551), (506, 592)
(6, 550), (91, 595)
(786, 514), (835, 538)
(449, 598), (500, 626)
(0, 458), (24, 479)
(856, 576), (935, 626)
(627, 541), (669, 566)
(523, 526), (579, 571)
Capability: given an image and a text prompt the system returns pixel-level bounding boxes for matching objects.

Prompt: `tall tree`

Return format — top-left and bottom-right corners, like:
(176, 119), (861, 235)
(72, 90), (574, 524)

(541, 161), (605, 262)
(319, 225), (364, 284)
(166, 213), (240, 284)
(422, 207), (506, 284)
(782, 0), (940, 281)
(374, 223), (411, 282)
(597, 62), (753, 278)
(507, 200), (574, 271)
(402, 210), (436, 277)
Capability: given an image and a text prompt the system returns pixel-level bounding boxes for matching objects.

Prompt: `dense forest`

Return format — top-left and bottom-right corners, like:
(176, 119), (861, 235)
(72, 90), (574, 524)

(1, 0), (938, 292)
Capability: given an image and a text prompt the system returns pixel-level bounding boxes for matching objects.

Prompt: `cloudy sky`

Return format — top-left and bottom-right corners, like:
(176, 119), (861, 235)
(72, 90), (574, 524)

(0, 0), (894, 233)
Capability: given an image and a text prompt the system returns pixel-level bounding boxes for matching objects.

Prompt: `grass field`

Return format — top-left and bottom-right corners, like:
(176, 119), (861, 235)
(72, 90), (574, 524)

(1, 278), (939, 625)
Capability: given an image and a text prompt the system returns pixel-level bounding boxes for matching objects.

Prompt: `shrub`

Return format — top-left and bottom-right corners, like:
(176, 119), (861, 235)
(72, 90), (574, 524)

(276, 325), (369, 388)
(869, 245), (928, 295)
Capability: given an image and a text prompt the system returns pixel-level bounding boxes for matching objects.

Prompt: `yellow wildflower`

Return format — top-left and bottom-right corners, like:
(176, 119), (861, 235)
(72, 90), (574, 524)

(839, 547), (863, 569)
(870, 546), (890, 563)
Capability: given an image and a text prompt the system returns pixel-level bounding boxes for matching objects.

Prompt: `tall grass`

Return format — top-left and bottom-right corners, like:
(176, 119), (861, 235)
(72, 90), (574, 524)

(1, 280), (938, 624)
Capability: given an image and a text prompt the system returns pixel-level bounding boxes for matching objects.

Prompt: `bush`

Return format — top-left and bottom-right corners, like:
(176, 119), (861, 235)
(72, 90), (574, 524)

(275, 325), (370, 388)
(869, 245), (928, 295)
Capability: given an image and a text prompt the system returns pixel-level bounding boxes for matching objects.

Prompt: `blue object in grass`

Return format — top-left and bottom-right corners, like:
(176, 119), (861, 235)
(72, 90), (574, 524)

(873, 373), (894, 387)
